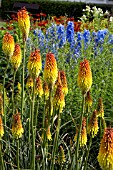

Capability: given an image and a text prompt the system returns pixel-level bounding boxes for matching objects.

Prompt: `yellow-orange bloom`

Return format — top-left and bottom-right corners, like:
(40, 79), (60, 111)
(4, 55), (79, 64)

(43, 52), (58, 86)
(17, 7), (30, 40)
(46, 126), (52, 141)
(12, 110), (24, 139)
(0, 94), (3, 116)
(55, 71), (62, 89)
(10, 44), (22, 70)
(0, 116), (4, 138)
(2, 32), (15, 58)
(43, 81), (49, 100)
(77, 59), (92, 94)
(85, 90), (93, 110)
(88, 110), (99, 138)
(27, 49), (42, 78)
(97, 98), (104, 118)
(35, 76), (43, 98)
(53, 85), (65, 113)
(60, 70), (68, 95)
(74, 118), (87, 147)
(97, 128), (113, 170)
(17, 82), (21, 95)
(26, 76), (33, 90)
(58, 146), (66, 164)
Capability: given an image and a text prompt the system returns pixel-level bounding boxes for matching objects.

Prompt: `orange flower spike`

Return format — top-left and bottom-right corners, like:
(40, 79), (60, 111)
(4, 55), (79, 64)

(74, 118), (87, 147)
(60, 70), (68, 95)
(77, 59), (92, 95)
(97, 128), (113, 170)
(26, 76), (33, 90)
(17, 7), (30, 40)
(10, 44), (22, 70)
(43, 81), (49, 100)
(88, 110), (99, 138)
(53, 85), (65, 113)
(46, 126), (52, 141)
(85, 90), (93, 111)
(58, 146), (66, 164)
(12, 110), (24, 139)
(27, 49), (42, 78)
(80, 118), (87, 147)
(55, 71), (62, 89)
(2, 32), (15, 58)
(97, 98), (104, 118)
(35, 76), (43, 98)
(44, 52), (58, 87)
(0, 116), (4, 138)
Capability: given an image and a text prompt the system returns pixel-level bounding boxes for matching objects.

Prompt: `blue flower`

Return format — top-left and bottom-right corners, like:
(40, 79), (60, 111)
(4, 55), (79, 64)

(66, 21), (74, 44)
(57, 24), (66, 48)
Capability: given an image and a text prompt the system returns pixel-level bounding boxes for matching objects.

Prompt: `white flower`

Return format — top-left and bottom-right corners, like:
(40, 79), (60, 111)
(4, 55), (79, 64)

(92, 6), (97, 11)
(105, 10), (109, 15)
(86, 5), (91, 12)
(110, 16), (113, 22)
(80, 15), (87, 21)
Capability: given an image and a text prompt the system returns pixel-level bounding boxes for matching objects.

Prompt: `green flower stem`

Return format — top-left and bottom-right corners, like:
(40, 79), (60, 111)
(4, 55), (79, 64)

(50, 109), (61, 170)
(75, 94), (85, 170)
(31, 78), (36, 170)
(84, 136), (92, 170)
(3, 58), (10, 134)
(42, 96), (46, 131)
(34, 97), (39, 130)
(21, 39), (26, 120)
(0, 139), (5, 170)
(86, 105), (89, 133)
(12, 70), (16, 115)
(42, 97), (47, 170)
(99, 117), (102, 137)
(48, 84), (53, 125)
(17, 139), (20, 170)
(29, 101), (31, 146)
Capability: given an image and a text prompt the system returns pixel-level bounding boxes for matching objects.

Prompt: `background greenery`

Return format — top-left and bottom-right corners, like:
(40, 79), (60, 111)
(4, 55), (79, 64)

(1, 0), (113, 19)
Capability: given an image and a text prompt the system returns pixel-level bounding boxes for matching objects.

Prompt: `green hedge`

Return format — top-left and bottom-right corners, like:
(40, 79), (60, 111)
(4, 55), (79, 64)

(1, 0), (113, 20)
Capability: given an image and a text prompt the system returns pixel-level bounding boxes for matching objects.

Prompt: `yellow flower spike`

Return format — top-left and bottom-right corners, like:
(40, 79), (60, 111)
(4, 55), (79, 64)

(60, 70), (68, 96)
(53, 84), (65, 113)
(97, 98), (104, 118)
(12, 110), (24, 139)
(10, 44), (22, 70)
(85, 90), (93, 110)
(77, 59), (92, 95)
(0, 116), (4, 138)
(55, 71), (62, 89)
(27, 49), (42, 78)
(0, 94), (3, 116)
(35, 76), (43, 98)
(58, 146), (66, 164)
(88, 110), (99, 138)
(46, 126), (52, 141)
(26, 76), (33, 90)
(43, 52), (58, 87)
(97, 128), (113, 170)
(17, 7), (30, 40)
(80, 118), (87, 147)
(17, 82), (21, 95)
(74, 118), (87, 147)
(2, 32), (15, 58)
(43, 81), (49, 100)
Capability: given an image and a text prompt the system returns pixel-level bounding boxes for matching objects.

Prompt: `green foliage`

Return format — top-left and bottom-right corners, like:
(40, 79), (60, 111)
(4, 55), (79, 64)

(1, 0), (113, 19)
